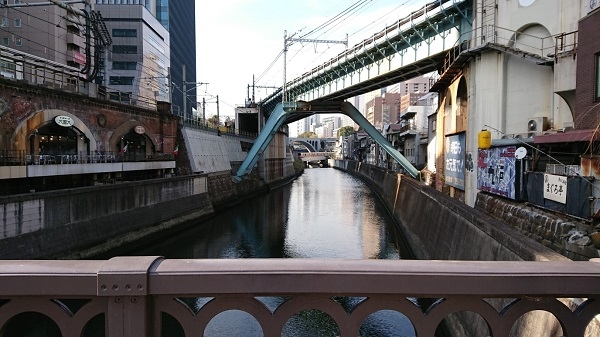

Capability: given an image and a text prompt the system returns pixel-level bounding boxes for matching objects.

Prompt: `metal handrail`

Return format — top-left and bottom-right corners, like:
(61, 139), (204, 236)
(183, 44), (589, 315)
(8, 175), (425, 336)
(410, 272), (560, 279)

(0, 257), (599, 336)
(0, 150), (174, 166)
(433, 24), (565, 83)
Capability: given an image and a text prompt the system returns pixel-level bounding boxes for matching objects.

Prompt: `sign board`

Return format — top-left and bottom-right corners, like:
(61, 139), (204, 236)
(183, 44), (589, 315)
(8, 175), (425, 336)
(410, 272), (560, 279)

(134, 125), (146, 134)
(444, 133), (465, 189)
(54, 115), (74, 127)
(73, 51), (86, 65)
(543, 173), (567, 204)
(477, 145), (526, 200)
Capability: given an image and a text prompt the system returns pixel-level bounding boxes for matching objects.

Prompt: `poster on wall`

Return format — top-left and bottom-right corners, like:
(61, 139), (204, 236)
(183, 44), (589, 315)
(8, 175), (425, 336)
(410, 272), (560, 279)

(477, 145), (526, 200)
(444, 133), (465, 189)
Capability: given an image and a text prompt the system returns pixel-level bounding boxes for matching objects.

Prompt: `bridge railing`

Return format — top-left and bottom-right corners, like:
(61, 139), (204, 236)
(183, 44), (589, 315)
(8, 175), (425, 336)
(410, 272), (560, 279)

(0, 150), (174, 166)
(0, 45), (161, 111)
(178, 114), (257, 140)
(0, 257), (599, 336)
(299, 152), (334, 158)
(433, 24), (561, 85)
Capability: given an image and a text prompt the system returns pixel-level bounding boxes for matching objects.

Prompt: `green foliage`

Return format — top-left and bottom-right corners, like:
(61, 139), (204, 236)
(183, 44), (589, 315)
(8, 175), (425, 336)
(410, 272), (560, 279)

(337, 126), (355, 137)
(298, 131), (318, 138)
(293, 158), (305, 175)
(207, 115), (219, 127)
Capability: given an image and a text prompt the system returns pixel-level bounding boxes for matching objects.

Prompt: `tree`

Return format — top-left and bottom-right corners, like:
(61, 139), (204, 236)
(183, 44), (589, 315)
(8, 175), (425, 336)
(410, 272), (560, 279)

(207, 115), (219, 128)
(298, 131), (318, 138)
(338, 126), (355, 137)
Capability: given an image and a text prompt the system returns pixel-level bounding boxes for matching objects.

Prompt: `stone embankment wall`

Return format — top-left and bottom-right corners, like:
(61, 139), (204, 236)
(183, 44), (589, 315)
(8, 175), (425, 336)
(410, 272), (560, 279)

(332, 160), (600, 337)
(475, 193), (599, 260)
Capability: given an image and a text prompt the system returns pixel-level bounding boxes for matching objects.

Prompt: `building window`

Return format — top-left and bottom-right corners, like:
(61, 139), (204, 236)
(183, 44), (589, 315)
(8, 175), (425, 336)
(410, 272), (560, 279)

(596, 54), (600, 102)
(15, 37), (22, 46)
(14, 18), (21, 27)
(109, 76), (134, 85)
(1, 37), (7, 46)
(112, 61), (137, 70)
(0, 17), (8, 27)
(112, 45), (137, 54)
(112, 29), (137, 37)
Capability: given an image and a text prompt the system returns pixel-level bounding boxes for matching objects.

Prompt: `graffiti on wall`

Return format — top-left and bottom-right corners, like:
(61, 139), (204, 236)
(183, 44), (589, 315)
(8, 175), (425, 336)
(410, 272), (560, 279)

(477, 146), (519, 199)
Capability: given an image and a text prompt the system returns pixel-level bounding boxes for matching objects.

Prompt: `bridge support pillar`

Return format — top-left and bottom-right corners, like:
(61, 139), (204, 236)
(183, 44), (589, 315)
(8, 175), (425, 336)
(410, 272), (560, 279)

(234, 103), (291, 181)
(340, 102), (420, 180)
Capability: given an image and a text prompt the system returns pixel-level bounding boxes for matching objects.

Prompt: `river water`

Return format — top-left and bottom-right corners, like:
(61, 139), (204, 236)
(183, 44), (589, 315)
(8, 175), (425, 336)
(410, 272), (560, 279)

(131, 168), (417, 336)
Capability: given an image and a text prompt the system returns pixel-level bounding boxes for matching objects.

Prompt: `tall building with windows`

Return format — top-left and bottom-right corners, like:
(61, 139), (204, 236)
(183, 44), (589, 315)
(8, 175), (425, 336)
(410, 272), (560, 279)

(164, 1), (197, 120)
(95, 3), (170, 110)
(0, 0), (88, 75)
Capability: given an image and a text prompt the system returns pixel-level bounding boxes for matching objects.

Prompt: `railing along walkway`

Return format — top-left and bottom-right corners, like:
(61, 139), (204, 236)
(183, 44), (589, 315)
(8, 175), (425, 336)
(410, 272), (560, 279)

(430, 25), (575, 91)
(0, 151), (175, 166)
(1, 257), (599, 336)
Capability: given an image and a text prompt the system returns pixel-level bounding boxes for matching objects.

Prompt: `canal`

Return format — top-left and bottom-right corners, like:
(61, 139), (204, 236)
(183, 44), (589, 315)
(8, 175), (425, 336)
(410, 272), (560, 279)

(128, 168), (418, 336)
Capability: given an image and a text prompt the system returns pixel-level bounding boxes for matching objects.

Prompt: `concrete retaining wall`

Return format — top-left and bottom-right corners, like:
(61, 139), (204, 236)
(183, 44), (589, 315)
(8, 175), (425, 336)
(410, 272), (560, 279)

(334, 160), (567, 262)
(182, 127), (247, 173)
(1, 158), (298, 260)
(332, 160), (595, 337)
(1, 176), (211, 259)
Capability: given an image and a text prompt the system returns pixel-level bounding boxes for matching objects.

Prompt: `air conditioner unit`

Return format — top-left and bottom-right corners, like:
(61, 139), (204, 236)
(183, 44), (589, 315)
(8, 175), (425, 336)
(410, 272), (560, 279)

(527, 117), (550, 135)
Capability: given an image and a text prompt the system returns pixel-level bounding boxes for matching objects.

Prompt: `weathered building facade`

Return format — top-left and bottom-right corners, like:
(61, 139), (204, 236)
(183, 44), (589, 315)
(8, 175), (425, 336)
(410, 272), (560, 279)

(433, 0), (597, 220)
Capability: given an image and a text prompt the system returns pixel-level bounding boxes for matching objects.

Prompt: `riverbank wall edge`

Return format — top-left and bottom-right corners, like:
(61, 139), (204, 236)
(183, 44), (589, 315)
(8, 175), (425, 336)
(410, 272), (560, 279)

(1, 159), (297, 259)
(332, 160), (599, 337)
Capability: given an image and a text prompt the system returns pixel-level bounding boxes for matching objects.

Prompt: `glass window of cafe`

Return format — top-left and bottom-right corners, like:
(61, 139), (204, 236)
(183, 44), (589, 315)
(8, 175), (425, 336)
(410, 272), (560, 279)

(37, 123), (78, 155)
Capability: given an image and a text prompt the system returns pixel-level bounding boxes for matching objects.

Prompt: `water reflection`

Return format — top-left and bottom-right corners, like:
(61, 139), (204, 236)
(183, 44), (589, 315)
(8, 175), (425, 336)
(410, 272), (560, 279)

(129, 168), (414, 336)
(133, 169), (409, 260)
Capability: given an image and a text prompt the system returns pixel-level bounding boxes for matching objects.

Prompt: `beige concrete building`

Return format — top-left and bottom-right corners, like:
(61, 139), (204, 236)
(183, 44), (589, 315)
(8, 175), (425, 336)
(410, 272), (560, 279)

(434, 0), (583, 206)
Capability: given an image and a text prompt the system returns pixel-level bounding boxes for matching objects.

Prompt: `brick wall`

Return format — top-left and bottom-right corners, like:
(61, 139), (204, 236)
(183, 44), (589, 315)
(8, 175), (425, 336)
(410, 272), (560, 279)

(574, 10), (600, 130)
(0, 79), (178, 154)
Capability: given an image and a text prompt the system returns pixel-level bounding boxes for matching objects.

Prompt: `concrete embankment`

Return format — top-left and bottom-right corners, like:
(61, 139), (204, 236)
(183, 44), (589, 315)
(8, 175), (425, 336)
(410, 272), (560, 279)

(1, 166), (296, 260)
(332, 160), (600, 337)
(333, 160), (566, 262)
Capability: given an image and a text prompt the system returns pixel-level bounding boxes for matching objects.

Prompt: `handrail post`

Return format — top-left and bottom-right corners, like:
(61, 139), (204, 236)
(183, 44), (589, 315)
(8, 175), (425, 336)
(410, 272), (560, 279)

(97, 256), (163, 337)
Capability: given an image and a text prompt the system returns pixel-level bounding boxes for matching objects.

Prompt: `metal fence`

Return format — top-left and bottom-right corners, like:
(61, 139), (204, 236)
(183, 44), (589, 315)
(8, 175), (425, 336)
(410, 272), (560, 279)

(0, 257), (599, 336)
(0, 150), (174, 166)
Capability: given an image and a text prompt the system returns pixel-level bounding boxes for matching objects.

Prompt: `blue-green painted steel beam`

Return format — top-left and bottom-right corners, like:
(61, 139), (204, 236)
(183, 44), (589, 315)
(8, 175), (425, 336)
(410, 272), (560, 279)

(340, 102), (420, 180)
(234, 101), (421, 182)
(233, 102), (291, 182)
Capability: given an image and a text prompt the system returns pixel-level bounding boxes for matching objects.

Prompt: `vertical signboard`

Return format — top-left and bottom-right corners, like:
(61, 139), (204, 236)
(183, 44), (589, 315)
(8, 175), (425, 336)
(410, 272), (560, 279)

(477, 145), (527, 200)
(444, 133), (465, 189)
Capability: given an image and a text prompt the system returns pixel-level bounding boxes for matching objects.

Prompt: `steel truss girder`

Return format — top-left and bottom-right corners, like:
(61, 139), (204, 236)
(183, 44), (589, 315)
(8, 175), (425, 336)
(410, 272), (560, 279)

(286, 3), (470, 103)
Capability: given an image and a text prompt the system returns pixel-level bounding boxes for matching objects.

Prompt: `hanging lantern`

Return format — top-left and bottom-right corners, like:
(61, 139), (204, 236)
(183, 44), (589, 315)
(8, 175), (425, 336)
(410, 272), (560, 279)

(478, 129), (491, 149)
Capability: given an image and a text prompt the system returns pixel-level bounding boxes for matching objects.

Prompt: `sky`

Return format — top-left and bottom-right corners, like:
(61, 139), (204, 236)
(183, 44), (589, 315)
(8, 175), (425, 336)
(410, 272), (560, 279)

(194, 0), (431, 119)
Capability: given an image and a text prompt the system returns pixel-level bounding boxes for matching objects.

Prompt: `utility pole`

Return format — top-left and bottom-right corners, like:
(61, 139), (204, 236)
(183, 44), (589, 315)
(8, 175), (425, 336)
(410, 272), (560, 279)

(248, 74), (278, 105)
(283, 31), (348, 103)
(181, 63), (208, 121)
(202, 97), (206, 123)
(182, 64), (186, 120)
(216, 95), (220, 128)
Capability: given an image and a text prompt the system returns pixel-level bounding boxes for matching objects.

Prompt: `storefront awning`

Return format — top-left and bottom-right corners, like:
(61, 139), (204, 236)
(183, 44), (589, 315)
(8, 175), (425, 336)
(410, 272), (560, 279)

(534, 129), (600, 144)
